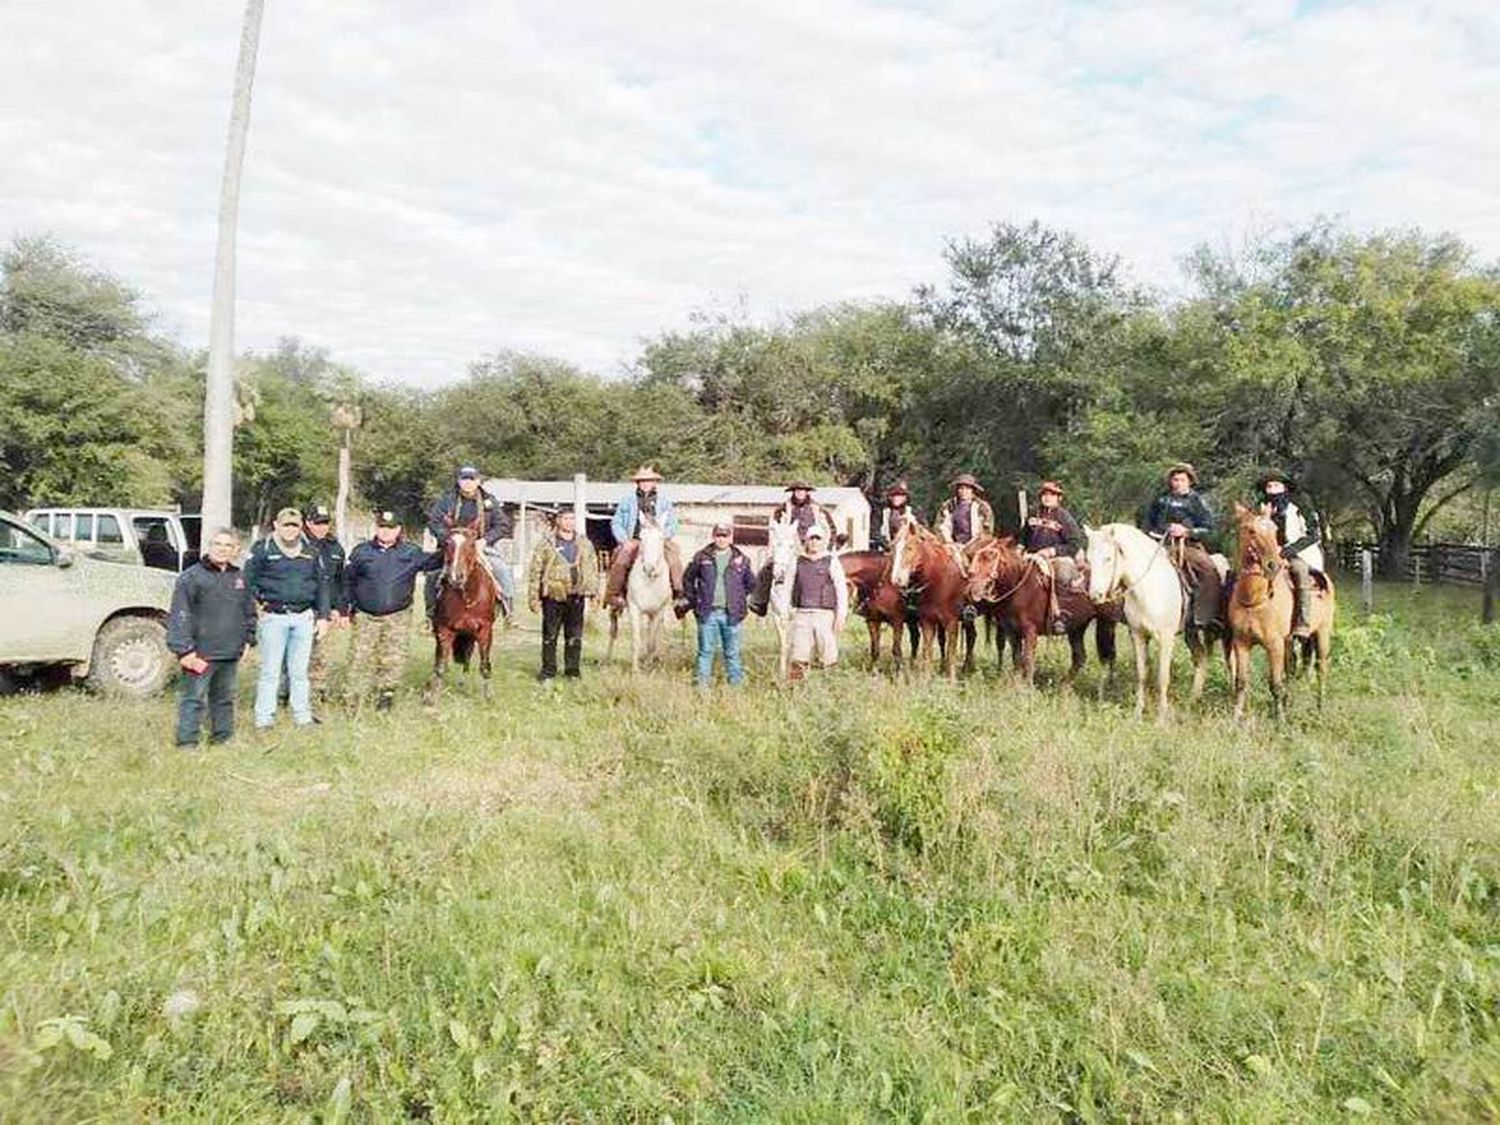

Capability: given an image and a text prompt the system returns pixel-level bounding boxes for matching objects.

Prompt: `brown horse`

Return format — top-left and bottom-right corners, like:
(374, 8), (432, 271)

(1227, 504), (1335, 720)
(429, 520), (499, 700)
(965, 536), (1117, 688)
(840, 550), (920, 672)
(889, 525), (968, 679)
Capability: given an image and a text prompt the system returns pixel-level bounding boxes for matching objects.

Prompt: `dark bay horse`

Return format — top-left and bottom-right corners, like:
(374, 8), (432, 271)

(840, 550), (920, 672)
(965, 536), (1116, 689)
(889, 526), (969, 680)
(429, 521), (498, 700)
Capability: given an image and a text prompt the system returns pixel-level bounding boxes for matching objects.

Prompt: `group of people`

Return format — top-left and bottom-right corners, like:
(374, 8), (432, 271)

(163, 459), (1324, 748)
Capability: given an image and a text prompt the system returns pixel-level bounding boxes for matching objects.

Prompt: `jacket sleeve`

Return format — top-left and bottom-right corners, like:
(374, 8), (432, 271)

(978, 501), (995, 538)
(1142, 497), (1167, 536)
(681, 553), (701, 604)
(659, 495), (679, 538)
(241, 543), (263, 601)
(1282, 504), (1321, 557)
(736, 556), (757, 597)
(420, 548), (445, 572)
(611, 496), (633, 545)
(427, 496), (451, 542)
(490, 503), (513, 543)
(166, 572), (196, 655)
(241, 582), (259, 645)
(1059, 511), (1083, 555)
(314, 553), (332, 618)
(483, 500), (507, 545)
(524, 543), (546, 608)
(341, 548), (361, 615)
(936, 501), (953, 542)
(1188, 495), (1214, 539)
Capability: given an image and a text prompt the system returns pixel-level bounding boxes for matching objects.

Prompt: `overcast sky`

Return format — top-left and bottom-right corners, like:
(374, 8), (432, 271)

(4, 1), (1497, 384)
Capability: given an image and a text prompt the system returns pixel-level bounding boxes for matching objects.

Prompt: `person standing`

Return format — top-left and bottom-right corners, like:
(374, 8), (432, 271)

(683, 521), (757, 687)
(244, 508), (331, 730)
(525, 508), (600, 681)
(166, 527), (257, 748)
(302, 502), (345, 700)
(343, 511), (443, 711)
(788, 525), (848, 681)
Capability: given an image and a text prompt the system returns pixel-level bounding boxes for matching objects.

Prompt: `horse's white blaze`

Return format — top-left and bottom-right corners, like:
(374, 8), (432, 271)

(447, 530), (469, 585)
(890, 531), (910, 587)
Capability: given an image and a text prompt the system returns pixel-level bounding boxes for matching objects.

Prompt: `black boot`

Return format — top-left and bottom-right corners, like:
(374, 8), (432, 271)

(375, 690), (394, 712)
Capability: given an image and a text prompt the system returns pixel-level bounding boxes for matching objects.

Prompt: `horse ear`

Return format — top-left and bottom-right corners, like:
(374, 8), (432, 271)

(1233, 501), (1250, 519)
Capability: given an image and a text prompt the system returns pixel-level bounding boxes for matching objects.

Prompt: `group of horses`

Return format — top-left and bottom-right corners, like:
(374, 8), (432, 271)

(428, 503), (1335, 721)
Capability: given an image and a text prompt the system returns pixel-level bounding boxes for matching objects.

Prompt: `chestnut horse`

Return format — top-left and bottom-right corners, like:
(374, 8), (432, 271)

(965, 536), (1117, 688)
(889, 525), (968, 679)
(429, 521), (498, 700)
(840, 550), (920, 672)
(1227, 504), (1335, 720)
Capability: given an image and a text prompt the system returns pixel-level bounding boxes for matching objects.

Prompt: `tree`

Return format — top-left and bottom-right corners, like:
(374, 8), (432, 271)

(1184, 225), (1500, 575)
(202, 0), (266, 533)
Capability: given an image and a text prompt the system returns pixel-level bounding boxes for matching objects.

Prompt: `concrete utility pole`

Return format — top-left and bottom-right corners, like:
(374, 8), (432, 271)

(202, 0), (266, 533)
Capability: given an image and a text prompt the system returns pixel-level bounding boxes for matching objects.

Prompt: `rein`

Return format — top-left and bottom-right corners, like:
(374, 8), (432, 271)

(1096, 532), (1168, 607)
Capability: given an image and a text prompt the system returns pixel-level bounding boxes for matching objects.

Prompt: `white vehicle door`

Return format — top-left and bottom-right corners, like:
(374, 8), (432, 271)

(0, 517), (93, 663)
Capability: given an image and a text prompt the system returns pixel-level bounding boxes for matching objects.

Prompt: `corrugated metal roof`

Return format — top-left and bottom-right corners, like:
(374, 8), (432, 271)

(484, 479), (870, 509)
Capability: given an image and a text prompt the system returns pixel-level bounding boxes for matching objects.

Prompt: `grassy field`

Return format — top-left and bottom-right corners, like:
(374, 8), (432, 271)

(2, 581), (1498, 1121)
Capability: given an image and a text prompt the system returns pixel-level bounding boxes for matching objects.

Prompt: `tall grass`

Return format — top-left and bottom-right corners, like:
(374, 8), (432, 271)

(1, 583), (1497, 1119)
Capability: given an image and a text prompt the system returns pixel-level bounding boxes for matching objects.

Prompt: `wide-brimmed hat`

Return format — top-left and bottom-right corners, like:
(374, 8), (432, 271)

(1255, 470), (1294, 492)
(1166, 462), (1198, 485)
(631, 465), (663, 483)
(785, 481), (813, 492)
(887, 479), (911, 498)
(951, 473), (986, 494)
(374, 510), (401, 528)
(1038, 480), (1065, 498)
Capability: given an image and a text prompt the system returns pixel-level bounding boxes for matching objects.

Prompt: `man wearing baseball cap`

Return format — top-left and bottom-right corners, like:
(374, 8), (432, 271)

(302, 503), (345, 700)
(787, 523), (848, 681)
(343, 510), (443, 711)
(682, 521), (757, 687)
(243, 507), (332, 730)
(425, 466), (514, 624)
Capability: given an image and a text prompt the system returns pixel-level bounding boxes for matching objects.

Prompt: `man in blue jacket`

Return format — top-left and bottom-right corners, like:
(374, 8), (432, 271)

(604, 465), (688, 615)
(244, 507), (332, 730)
(166, 527), (257, 748)
(682, 521), (758, 687)
(425, 466), (515, 623)
(343, 510), (443, 711)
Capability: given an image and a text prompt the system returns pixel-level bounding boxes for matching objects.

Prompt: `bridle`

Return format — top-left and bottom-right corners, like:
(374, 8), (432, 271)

(445, 527), (496, 609)
(968, 540), (1032, 605)
(1092, 530), (1167, 607)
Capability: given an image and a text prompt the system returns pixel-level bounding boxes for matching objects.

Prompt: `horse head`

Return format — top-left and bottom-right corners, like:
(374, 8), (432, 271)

(964, 537), (1005, 602)
(1083, 524), (1124, 603)
(444, 521), (483, 587)
(1234, 503), (1282, 583)
(889, 523), (929, 587)
(636, 514), (665, 578)
(768, 517), (800, 584)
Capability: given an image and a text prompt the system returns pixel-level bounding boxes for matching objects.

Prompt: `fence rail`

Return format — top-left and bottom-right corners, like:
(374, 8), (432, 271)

(1335, 542), (1495, 588)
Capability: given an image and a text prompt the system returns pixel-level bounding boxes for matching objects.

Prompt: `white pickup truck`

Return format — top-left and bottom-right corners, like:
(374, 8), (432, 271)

(0, 510), (177, 697)
(23, 507), (201, 571)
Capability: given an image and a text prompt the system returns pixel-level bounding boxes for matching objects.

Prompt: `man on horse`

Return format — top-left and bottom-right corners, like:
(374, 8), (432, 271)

(870, 479), (922, 552)
(1022, 480), (1085, 633)
(425, 466), (513, 624)
(605, 465), (688, 616)
(936, 473), (994, 567)
(788, 524), (848, 681)
(1142, 462), (1222, 629)
(772, 481), (839, 544)
(1256, 470), (1324, 639)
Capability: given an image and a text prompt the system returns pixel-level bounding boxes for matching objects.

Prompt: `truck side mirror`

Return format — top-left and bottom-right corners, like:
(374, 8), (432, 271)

(56, 546), (77, 568)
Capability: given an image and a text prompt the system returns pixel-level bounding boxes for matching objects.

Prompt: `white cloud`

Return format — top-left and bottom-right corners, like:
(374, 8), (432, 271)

(2, 0), (1496, 384)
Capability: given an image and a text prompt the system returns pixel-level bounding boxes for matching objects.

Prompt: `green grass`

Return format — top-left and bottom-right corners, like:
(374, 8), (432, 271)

(2, 582), (1498, 1120)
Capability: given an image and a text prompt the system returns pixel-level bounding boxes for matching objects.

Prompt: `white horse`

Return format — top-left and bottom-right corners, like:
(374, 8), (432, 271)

(1084, 523), (1189, 723)
(765, 517), (801, 679)
(608, 515), (673, 672)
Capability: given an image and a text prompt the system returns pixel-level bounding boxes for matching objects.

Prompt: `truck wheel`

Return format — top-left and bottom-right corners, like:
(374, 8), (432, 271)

(86, 616), (173, 698)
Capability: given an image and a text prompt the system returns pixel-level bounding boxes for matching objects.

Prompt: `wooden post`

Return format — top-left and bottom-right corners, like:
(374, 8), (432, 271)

(1361, 548), (1374, 615)
(573, 473), (587, 546)
(1412, 554), (1422, 588)
(1484, 548), (1497, 625)
(1016, 489), (1029, 528)
(517, 499), (529, 591)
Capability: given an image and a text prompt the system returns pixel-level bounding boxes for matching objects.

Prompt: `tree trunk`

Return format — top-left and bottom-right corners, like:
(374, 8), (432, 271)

(201, 0), (265, 534)
(1377, 495), (1421, 580)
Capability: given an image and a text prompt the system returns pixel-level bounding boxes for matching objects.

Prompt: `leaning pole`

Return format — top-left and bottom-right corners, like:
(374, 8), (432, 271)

(202, 0), (266, 534)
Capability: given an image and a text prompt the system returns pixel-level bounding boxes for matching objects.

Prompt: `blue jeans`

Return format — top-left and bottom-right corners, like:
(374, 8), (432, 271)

(695, 609), (745, 686)
(255, 610), (316, 727)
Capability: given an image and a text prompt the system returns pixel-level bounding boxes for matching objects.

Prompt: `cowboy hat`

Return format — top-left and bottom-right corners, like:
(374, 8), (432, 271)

(1255, 470), (1294, 492)
(630, 465), (663, 482)
(886, 479), (911, 497)
(785, 481), (814, 492)
(1166, 462), (1198, 485)
(1038, 480), (1065, 498)
(951, 473), (986, 494)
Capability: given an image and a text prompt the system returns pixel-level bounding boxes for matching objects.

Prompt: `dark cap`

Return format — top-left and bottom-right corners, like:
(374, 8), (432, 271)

(712, 521), (733, 535)
(303, 503), (331, 524)
(375, 510), (401, 528)
(785, 481), (813, 492)
(457, 466), (480, 480)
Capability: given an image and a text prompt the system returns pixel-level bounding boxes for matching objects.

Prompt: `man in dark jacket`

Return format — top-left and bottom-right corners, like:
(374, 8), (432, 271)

(870, 480), (922, 552)
(343, 510), (443, 711)
(302, 503), (345, 699)
(426, 466), (514, 623)
(683, 522), (758, 687)
(244, 507), (332, 730)
(1141, 462), (1222, 628)
(166, 527), (257, 748)
(1023, 480), (1085, 633)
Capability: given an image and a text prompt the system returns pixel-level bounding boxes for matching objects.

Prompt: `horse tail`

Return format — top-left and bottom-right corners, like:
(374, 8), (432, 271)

(453, 632), (475, 667)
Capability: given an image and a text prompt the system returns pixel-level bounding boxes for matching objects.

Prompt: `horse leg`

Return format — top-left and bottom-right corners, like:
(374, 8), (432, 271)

(1268, 633), (1288, 723)
(1187, 629), (1208, 702)
(1020, 628), (1038, 687)
(1064, 626), (1086, 689)
(867, 619), (881, 673)
(1095, 618), (1117, 702)
(946, 619), (961, 681)
(961, 618), (977, 677)
(1131, 630), (1150, 719)
(1155, 632), (1176, 726)
(1231, 639), (1250, 721)
(479, 629), (493, 701)
(1315, 626), (1330, 711)
(426, 633), (449, 704)
(629, 607), (643, 674)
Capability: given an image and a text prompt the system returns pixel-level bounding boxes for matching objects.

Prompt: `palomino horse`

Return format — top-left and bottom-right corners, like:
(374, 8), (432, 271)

(965, 537), (1116, 689)
(840, 550), (920, 673)
(889, 524), (968, 680)
(763, 517), (801, 679)
(1084, 523), (1194, 722)
(607, 514), (673, 672)
(429, 521), (499, 700)
(1227, 504), (1335, 720)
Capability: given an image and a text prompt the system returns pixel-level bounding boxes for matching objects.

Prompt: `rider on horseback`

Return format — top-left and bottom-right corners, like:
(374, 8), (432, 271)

(425, 466), (514, 624)
(1256, 470), (1324, 639)
(1142, 462), (1223, 629)
(772, 481), (839, 544)
(936, 474), (994, 565)
(870, 479), (922, 552)
(1022, 480), (1084, 633)
(604, 465), (689, 617)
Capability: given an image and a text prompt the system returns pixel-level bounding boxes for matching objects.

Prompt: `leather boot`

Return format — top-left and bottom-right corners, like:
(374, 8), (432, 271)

(1293, 583), (1314, 638)
(789, 662), (808, 684)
